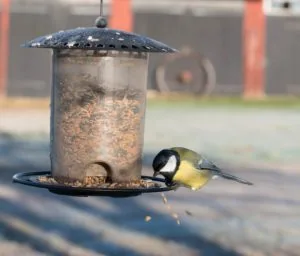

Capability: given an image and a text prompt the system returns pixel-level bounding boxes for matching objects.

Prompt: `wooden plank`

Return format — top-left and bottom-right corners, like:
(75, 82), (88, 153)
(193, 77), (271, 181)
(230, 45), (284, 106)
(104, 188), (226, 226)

(0, 0), (11, 98)
(243, 0), (265, 98)
(109, 0), (133, 32)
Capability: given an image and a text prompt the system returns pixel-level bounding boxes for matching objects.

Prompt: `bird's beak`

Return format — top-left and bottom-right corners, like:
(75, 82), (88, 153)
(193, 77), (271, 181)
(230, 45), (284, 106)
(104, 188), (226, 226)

(153, 171), (159, 177)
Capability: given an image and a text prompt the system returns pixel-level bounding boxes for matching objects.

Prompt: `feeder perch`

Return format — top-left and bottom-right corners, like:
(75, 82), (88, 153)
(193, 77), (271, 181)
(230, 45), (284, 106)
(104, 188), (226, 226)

(12, 6), (178, 197)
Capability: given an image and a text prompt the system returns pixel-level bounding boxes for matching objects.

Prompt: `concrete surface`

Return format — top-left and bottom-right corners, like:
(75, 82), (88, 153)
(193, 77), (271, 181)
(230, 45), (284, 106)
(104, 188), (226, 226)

(0, 105), (300, 256)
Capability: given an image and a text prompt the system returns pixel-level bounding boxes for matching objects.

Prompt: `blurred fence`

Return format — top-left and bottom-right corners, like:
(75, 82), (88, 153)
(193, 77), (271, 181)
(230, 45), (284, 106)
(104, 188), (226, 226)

(0, 0), (300, 97)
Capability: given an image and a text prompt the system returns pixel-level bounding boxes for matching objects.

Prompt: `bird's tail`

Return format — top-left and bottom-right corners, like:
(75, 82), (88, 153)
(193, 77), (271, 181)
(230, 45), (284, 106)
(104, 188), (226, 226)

(216, 170), (253, 185)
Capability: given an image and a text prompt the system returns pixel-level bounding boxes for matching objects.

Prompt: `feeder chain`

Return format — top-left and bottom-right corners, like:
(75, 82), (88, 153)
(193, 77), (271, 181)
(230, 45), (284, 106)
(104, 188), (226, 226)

(95, 0), (107, 28)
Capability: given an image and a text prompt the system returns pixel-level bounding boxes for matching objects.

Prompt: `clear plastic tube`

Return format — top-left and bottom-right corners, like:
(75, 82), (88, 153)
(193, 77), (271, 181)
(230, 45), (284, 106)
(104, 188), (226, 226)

(50, 49), (149, 182)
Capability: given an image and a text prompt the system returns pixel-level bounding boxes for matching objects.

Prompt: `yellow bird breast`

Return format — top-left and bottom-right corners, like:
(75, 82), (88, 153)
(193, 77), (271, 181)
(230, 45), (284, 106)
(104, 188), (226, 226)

(173, 161), (211, 190)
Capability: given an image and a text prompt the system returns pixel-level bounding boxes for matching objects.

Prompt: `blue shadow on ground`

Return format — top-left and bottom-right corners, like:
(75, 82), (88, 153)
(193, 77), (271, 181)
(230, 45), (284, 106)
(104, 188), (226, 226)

(0, 135), (243, 256)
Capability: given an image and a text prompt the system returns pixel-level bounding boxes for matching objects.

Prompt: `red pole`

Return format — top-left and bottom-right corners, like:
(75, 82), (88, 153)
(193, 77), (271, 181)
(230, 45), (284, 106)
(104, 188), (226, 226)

(0, 0), (10, 98)
(243, 0), (265, 98)
(109, 0), (133, 32)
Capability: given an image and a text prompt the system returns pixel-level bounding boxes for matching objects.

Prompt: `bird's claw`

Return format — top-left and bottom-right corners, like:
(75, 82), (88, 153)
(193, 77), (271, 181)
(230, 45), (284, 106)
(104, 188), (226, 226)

(165, 180), (177, 187)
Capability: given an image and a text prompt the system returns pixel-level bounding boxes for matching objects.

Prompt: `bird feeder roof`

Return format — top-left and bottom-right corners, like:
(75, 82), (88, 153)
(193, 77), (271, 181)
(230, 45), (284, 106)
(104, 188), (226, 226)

(22, 27), (178, 53)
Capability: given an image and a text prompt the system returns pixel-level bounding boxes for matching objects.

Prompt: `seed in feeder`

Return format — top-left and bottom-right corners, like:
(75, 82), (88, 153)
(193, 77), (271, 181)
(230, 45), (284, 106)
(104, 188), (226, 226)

(118, 38), (125, 41)
(37, 175), (160, 189)
(145, 216), (152, 222)
(51, 56), (147, 182)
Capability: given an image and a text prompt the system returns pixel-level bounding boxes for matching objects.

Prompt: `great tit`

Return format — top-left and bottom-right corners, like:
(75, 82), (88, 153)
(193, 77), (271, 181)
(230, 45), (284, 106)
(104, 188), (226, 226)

(152, 147), (253, 190)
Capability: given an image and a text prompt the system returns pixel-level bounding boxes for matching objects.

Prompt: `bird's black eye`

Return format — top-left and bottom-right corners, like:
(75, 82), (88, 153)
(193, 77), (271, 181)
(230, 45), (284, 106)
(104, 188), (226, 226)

(152, 158), (164, 172)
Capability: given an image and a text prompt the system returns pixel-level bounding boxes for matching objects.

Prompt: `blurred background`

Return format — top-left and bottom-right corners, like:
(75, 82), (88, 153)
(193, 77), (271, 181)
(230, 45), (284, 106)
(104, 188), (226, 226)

(1, 0), (300, 255)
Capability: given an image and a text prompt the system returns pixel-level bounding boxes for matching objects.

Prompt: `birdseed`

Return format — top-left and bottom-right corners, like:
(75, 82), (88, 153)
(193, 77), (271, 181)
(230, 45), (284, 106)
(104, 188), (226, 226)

(145, 216), (152, 222)
(161, 192), (181, 225)
(37, 175), (160, 189)
(50, 51), (147, 183)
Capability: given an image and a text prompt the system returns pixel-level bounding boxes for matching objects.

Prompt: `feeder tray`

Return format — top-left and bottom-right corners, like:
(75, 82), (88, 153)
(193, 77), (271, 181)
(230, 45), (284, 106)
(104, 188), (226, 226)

(12, 171), (178, 198)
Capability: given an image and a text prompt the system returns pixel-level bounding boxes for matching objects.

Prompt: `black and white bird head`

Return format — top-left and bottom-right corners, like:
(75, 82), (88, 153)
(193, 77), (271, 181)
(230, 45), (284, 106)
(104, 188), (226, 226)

(152, 149), (180, 184)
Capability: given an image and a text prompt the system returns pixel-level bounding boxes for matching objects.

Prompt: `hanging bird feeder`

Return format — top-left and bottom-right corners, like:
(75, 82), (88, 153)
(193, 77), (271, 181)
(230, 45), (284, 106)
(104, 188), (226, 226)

(12, 1), (178, 197)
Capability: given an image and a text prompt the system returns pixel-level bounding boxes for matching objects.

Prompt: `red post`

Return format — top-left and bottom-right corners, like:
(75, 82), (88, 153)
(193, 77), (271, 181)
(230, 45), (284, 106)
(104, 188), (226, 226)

(243, 0), (265, 98)
(0, 0), (10, 98)
(109, 0), (133, 32)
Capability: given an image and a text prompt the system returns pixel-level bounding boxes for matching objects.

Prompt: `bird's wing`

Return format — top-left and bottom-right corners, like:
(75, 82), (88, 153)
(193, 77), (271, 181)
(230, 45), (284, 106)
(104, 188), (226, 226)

(197, 157), (220, 171)
(197, 157), (253, 185)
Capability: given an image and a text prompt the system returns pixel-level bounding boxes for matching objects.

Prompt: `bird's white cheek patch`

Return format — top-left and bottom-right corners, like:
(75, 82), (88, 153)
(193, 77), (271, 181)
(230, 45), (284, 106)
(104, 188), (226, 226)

(160, 156), (177, 173)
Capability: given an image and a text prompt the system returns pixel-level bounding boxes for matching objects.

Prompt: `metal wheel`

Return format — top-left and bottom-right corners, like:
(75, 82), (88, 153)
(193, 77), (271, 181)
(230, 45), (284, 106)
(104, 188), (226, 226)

(155, 48), (216, 95)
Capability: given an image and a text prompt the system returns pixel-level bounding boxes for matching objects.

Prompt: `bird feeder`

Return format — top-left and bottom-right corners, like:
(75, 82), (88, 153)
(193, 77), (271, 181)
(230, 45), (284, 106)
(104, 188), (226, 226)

(13, 11), (178, 197)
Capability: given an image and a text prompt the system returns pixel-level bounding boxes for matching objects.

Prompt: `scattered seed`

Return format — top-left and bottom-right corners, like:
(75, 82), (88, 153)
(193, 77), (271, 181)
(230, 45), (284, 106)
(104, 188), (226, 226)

(162, 193), (168, 204)
(145, 216), (152, 222)
(185, 210), (193, 216)
(161, 193), (181, 226)
(171, 213), (179, 219)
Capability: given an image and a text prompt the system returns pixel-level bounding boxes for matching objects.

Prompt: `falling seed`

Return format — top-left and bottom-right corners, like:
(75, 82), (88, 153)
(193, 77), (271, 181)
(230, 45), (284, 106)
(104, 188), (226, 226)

(161, 193), (168, 204)
(172, 213), (179, 219)
(185, 210), (193, 216)
(160, 193), (181, 226)
(145, 216), (152, 222)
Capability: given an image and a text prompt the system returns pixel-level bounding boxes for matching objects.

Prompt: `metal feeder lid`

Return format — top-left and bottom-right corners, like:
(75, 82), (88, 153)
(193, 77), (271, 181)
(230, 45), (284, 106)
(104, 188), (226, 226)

(21, 17), (178, 53)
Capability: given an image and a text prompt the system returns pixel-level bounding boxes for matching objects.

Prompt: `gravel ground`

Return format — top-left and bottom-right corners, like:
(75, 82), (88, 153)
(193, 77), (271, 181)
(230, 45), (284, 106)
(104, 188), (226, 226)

(0, 105), (300, 256)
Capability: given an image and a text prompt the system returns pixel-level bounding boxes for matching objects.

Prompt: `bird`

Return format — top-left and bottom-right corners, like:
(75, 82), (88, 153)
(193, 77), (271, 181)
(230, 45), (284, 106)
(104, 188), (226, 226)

(152, 147), (253, 190)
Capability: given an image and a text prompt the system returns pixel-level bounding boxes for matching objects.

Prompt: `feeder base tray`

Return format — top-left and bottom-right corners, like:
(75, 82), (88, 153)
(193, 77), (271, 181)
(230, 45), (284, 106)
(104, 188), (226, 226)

(12, 171), (178, 198)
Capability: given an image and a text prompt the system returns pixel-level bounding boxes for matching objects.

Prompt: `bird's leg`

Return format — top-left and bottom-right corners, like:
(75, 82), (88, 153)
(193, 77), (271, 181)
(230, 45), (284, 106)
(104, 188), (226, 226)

(165, 179), (177, 187)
